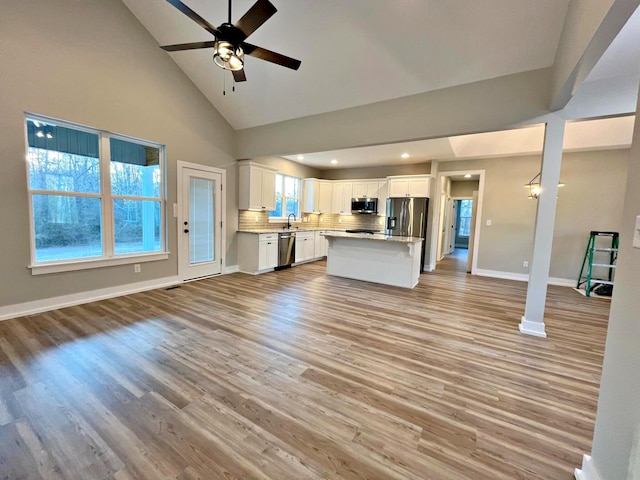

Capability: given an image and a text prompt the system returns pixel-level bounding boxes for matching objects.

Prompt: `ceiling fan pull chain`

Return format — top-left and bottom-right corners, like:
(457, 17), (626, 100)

(232, 75), (236, 92)
(223, 72), (226, 95)
(228, 0), (232, 24)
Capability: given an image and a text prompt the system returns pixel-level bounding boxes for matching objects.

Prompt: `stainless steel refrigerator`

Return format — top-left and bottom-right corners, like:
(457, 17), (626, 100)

(386, 197), (429, 272)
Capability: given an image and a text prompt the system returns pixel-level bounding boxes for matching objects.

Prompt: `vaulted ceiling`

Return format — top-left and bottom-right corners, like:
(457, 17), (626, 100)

(122, 0), (570, 130)
(122, 0), (640, 166)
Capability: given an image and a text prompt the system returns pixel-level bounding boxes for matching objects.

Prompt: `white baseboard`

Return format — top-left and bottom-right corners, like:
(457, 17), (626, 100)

(574, 455), (602, 480)
(0, 276), (180, 321)
(519, 316), (547, 338)
(474, 269), (574, 286)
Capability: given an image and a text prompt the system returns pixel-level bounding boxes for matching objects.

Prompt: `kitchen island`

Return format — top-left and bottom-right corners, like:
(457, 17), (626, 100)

(323, 232), (423, 289)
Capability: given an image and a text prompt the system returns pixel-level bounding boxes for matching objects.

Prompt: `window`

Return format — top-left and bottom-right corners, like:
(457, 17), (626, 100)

(457, 199), (473, 237)
(26, 115), (166, 272)
(269, 174), (301, 219)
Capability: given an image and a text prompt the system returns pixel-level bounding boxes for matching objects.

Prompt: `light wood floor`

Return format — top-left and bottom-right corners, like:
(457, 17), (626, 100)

(0, 252), (610, 479)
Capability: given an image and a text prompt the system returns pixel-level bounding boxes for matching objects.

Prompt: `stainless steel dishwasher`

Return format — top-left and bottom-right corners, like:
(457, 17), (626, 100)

(276, 232), (296, 270)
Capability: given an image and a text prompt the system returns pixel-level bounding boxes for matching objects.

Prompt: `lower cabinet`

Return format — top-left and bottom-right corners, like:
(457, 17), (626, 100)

(314, 231), (328, 258)
(238, 230), (326, 275)
(238, 233), (278, 274)
(295, 231), (315, 263)
(258, 235), (278, 271)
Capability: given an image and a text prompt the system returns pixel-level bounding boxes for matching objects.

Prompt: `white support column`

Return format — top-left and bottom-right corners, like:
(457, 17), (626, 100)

(519, 115), (565, 338)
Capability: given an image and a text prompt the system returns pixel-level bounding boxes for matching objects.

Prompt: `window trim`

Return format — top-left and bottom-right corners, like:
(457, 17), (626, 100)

(268, 173), (302, 221)
(25, 113), (168, 274)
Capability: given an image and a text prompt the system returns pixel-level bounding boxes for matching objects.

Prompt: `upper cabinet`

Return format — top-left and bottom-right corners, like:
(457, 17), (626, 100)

(352, 181), (380, 199)
(331, 181), (353, 214)
(238, 162), (277, 210)
(387, 175), (431, 198)
(303, 179), (333, 213)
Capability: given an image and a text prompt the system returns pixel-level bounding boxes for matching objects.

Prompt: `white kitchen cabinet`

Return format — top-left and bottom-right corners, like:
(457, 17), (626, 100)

(331, 182), (353, 214)
(295, 231), (315, 262)
(238, 162), (277, 210)
(303, 179), (333, 213)
(258, 234), (279, 270)
(238, 232), (278, 274)
(352, 181), (380, 199)
(314, 231), (328, 258)
(377, 180), (388, 217)
(387, 175), (431, 198)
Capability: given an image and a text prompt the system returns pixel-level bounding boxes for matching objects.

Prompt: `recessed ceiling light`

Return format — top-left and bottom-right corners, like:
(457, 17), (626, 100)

(401, 153), (410, 159)
(330, 159), (338, 164)
(464, 173), (472, 178)
(297, 155), (304, 160)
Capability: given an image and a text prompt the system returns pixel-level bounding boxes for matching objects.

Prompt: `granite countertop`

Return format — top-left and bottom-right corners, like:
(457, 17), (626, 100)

(322, 231), (423, 243)
(237, 227), (337, 234)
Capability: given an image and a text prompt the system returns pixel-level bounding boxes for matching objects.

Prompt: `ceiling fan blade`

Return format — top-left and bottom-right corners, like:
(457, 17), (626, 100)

(165, 0), (219, 37)
(242, 43), (301, 70)
(160, 40), (217, 52)
(233, 69), (247, 82)
(234, 0), (277, 40)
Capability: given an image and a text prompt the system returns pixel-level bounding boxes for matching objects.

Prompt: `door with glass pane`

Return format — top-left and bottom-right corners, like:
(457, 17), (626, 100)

(179, 167), (223, 281)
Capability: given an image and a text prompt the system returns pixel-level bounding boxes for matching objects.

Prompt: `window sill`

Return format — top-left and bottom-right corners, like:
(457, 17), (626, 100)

(29, 252), (170, 275)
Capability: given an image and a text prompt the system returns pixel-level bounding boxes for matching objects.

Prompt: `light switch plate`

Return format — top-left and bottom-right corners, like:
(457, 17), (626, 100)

(633, 215), (640, 249)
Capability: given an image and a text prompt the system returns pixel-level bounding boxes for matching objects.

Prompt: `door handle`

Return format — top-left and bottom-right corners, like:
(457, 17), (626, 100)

(184, 229), (189, 233)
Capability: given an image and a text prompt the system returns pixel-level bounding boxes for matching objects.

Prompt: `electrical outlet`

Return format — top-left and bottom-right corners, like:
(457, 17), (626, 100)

(320, 217), (323, 222)
(254, 215), (259, 222)
(486, 219), (492, 226)
(338, 217), (342, 223)
(134, 264), (141, 273)
(523, 261), (529, 268)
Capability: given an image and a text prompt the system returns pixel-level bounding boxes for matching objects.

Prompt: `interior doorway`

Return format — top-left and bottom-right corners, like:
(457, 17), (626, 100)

(177, 162), (226, 282)
(432, 170), (484, 274)
(454, 199), (473, 248)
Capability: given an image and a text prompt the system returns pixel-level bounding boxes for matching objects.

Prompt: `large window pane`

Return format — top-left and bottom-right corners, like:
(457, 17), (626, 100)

(113, 199), (161, 254)
(27, 149), (101, 194)
(189, 177), (214, 264)
(110, 138), (161, 198)
(285, 198), (299, 217)
(270, 174), (300, 218)
(32, 195), (102, 262)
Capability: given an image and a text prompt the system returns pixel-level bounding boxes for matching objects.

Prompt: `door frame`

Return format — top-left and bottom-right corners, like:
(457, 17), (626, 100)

(430, 169), (485, 274)
(176, 161), (226, 282)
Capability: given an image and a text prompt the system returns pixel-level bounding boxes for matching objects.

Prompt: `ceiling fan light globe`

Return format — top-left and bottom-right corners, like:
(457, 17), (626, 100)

(213, 41), (244, 71)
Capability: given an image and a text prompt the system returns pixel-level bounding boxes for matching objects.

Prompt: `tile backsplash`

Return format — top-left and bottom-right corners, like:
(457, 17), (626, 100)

(238, 210), (386, 231)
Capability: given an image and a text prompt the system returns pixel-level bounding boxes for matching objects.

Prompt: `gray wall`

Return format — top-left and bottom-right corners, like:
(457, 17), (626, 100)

(250, 157), (322, 179)
(439, 149), (628, 280)
(0, 0), (237, 307)
(450, 180), (480, 198)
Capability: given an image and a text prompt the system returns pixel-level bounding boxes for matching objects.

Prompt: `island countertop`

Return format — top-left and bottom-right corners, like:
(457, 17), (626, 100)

(324, 232), (423, 288)
(322, 231), (423, 243)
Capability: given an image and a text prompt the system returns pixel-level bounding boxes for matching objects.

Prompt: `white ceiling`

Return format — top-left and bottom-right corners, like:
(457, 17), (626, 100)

(122, 0), (569, 130)
(281, 116), (635, 169)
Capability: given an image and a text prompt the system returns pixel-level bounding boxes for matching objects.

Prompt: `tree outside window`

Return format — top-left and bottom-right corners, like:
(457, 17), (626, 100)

(457, 199), (473, 237)
(269, 174), (301, 219)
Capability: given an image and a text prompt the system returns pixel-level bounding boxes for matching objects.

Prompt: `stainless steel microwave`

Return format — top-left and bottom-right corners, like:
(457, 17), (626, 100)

(351, 197), (378, 214)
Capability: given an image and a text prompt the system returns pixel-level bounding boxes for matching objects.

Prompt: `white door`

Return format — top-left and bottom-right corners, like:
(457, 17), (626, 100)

(178, 165), (224, 281)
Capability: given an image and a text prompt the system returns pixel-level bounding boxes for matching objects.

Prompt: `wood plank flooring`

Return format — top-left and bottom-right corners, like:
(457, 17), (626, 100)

(0, 252), (610, 479)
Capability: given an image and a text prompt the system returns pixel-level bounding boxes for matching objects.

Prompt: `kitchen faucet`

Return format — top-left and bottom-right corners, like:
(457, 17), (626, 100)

(287, 213), (296, 229)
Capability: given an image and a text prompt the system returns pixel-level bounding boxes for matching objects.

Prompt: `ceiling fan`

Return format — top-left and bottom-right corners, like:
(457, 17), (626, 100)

(160, 0), (301, 82)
